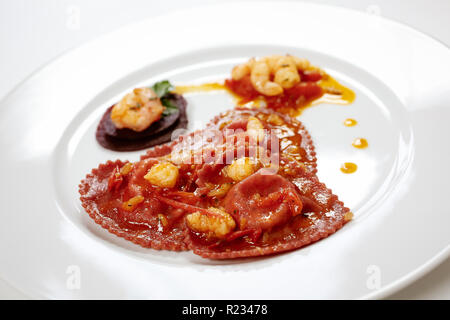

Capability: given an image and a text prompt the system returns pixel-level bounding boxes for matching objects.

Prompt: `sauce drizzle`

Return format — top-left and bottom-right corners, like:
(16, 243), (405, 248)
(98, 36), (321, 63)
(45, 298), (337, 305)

(311, 74), (356, 108)
(340, 162), (358, 174)
(174, 71), (355, 117)
(344, 118), (357, 127)
(352, 138), (368, 149)
(174, 83), (226, 94)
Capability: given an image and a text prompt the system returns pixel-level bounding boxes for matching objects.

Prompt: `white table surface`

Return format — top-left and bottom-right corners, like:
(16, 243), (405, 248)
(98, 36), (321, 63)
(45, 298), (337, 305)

(0, 0), (449, 300)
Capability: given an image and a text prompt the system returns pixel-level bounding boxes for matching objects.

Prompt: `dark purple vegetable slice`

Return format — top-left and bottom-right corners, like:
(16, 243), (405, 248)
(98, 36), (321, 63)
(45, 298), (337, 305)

(96, 93), (188, 152)
(101, 106), (180, 140)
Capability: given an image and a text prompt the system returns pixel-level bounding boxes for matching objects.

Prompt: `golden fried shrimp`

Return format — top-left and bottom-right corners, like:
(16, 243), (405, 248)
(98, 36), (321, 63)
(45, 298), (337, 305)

(231, 55), (312, 95)
(273, 56), (300, 89)
(250, 60), (283, 96)
(224, 157), (256, 182)
(274, 56), (297, 70)
(262, 54), (284, 72)
(144, 162), (179, 188)
(231, 58), (256, 80)
(231, 63), (251, 81)
(289, 55), (311, 71)
(111, 87), (164, 132)
(186, 208), (236, 239)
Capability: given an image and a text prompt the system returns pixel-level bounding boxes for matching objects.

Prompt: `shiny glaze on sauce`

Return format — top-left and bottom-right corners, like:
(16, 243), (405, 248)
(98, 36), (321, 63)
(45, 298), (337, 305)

(207, 108), (317, 175)
(80, 108), (354, 258)
(175, 79), (357, 176)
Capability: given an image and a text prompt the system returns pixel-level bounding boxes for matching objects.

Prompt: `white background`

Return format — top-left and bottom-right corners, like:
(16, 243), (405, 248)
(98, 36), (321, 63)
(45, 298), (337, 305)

(0, 0), (449, 299)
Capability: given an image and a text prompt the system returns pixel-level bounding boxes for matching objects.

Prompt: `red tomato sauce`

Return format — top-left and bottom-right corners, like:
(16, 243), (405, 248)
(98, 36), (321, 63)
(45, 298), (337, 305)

(79, 108), (351, 259)
(224, 71), (324, 111)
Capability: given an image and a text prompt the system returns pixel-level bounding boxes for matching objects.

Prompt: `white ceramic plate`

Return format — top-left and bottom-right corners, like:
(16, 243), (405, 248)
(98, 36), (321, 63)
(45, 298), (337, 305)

(1, 2), (449, 299)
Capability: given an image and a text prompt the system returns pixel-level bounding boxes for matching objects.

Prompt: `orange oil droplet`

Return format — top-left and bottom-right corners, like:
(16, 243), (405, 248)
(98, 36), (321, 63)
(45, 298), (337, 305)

(340, 162), (358, 174)
(352, 137), (368, 149)
(344, 118), (357, 127)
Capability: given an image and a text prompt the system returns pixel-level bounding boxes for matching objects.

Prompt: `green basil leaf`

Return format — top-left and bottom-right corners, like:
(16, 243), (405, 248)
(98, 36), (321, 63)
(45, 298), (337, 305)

(161, 97), (178, 116)
(152, 80), (173, 98)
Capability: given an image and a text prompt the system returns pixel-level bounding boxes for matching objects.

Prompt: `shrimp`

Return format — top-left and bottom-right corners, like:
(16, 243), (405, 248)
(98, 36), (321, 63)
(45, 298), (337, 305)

(111, 87), (164, 132)
(186, 207), (236, 239)
(231, 58), (256, 80)
(273, 56), (300, 89)
(262, 54), (284, 72)
(289, 55), (310, 71)
(231, 54), (313, 95)
(144, 161), (179, 188)
(224, 157), (256, 182)
(231, 63), (251, 80)
(250, 60), (283, 96)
